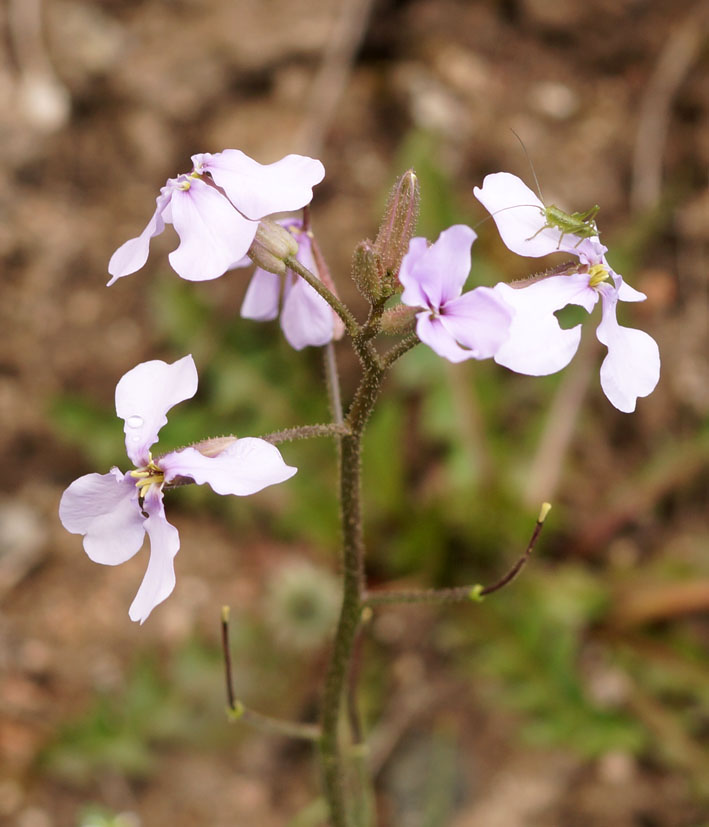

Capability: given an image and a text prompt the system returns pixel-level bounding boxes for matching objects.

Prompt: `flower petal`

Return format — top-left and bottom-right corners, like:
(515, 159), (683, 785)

(415, 312), (475, 363)
(116, 355), (198, 467)
(280, 275), (334, 349)
(474, 172), (599, 259)
(617, 278), (647, 303)
(492, 278), (588, 375)
(400, 226), (476, 311)
(128, 487), (180, 623)
(398, 236), (431, 308)
(107, 189), (171, 285)
(440, 286), (513, 359)
(159, 438), (297, 496)
(169, 179), (258, 281)
(59, 469), (145, 565)
(596, 286), (660, 412)
(194, 150), (325, 220)
(241, 268), (281, 321)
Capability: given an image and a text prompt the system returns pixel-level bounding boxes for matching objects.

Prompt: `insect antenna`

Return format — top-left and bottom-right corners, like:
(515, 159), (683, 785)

(510, 129), (545, 204)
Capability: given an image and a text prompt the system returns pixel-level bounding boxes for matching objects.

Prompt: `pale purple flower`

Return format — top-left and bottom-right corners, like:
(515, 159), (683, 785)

(239, 219), (337, 350)
(58, 355), (297, 623)
(474, 172), (660, 412)
(107, 150), (325, 284)
(398, 224), (513, 362)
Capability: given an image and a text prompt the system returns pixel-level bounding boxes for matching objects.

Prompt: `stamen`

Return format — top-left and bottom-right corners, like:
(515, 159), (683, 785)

(131, 455), (165, 493)
(588, 264), (610, 288)
(135, 471), (165, 494)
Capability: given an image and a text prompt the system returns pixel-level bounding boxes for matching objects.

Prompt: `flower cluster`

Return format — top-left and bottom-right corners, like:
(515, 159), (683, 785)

(60, 146), (662, 624)
(59, 355), (296, 622)
(392, 172), (659, 413)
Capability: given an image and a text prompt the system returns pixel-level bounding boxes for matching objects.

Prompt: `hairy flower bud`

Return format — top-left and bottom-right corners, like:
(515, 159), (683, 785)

(248, 219), (299, 276)
(162, 435), (241, 488)
(373, 169), (420, 295)
(351, 239), (384, 302)
(190, 435), (239, 458)
(379, 304), (417, 335)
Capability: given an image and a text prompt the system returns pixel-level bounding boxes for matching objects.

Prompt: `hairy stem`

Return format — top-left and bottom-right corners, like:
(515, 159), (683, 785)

(363, 585), (478, 606)
(319, 357), (384, 826)
(382, 332), (420, 368)
(262, 423), (351, 444)
(286, 255), (359, 337)
(227, 703), (321, 742)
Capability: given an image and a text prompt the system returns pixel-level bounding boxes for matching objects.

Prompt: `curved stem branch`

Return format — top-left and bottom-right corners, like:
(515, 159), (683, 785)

(363, 503), (552, 607)
(221, 607), (320, 742)
(382, 332), (420, 368)
(227, 702), (321, 742)
(286, 255), (359, 338)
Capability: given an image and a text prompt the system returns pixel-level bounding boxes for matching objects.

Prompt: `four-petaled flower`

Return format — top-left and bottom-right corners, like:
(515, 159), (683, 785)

(58, 355), (297, 623)
(474, 172), (660, 412)
(239, 218), (344, 350)
(399, 224), (513, 362)
(107, 150), (325, 284)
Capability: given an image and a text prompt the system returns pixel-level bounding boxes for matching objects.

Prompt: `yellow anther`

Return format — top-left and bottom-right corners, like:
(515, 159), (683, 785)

(588, 264), (610, 288)
(131, 457), (165, 493)
(135, 473), (164, 492)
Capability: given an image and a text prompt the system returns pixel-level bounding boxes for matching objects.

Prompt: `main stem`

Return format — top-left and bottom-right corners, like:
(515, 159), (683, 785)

(320, 354), (384, 826)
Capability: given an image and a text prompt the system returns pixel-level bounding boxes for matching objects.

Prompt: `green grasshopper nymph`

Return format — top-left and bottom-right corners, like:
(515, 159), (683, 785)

(528, 202), (600, 248)
(507, 130), (601, 249)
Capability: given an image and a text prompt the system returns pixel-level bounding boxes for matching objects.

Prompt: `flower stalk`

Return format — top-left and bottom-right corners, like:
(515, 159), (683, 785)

(319, 354), (385, 826)
(286, 254), (359, 338)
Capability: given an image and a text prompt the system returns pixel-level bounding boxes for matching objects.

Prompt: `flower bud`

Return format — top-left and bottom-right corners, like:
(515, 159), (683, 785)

(380, 304), (417, 335)
(248, 219), (299, 276)
(161, 435), (240, 489)
(351, 239), (384, 302)
(373, 169), (420, 294)
(190, 435), (239, 458)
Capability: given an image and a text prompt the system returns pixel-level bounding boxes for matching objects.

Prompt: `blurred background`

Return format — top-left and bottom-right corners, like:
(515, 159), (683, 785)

(0, 0), (707, 824)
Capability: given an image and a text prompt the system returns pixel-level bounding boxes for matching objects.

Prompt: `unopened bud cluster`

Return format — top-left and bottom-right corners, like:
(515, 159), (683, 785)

(352, 170), (420, 302)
